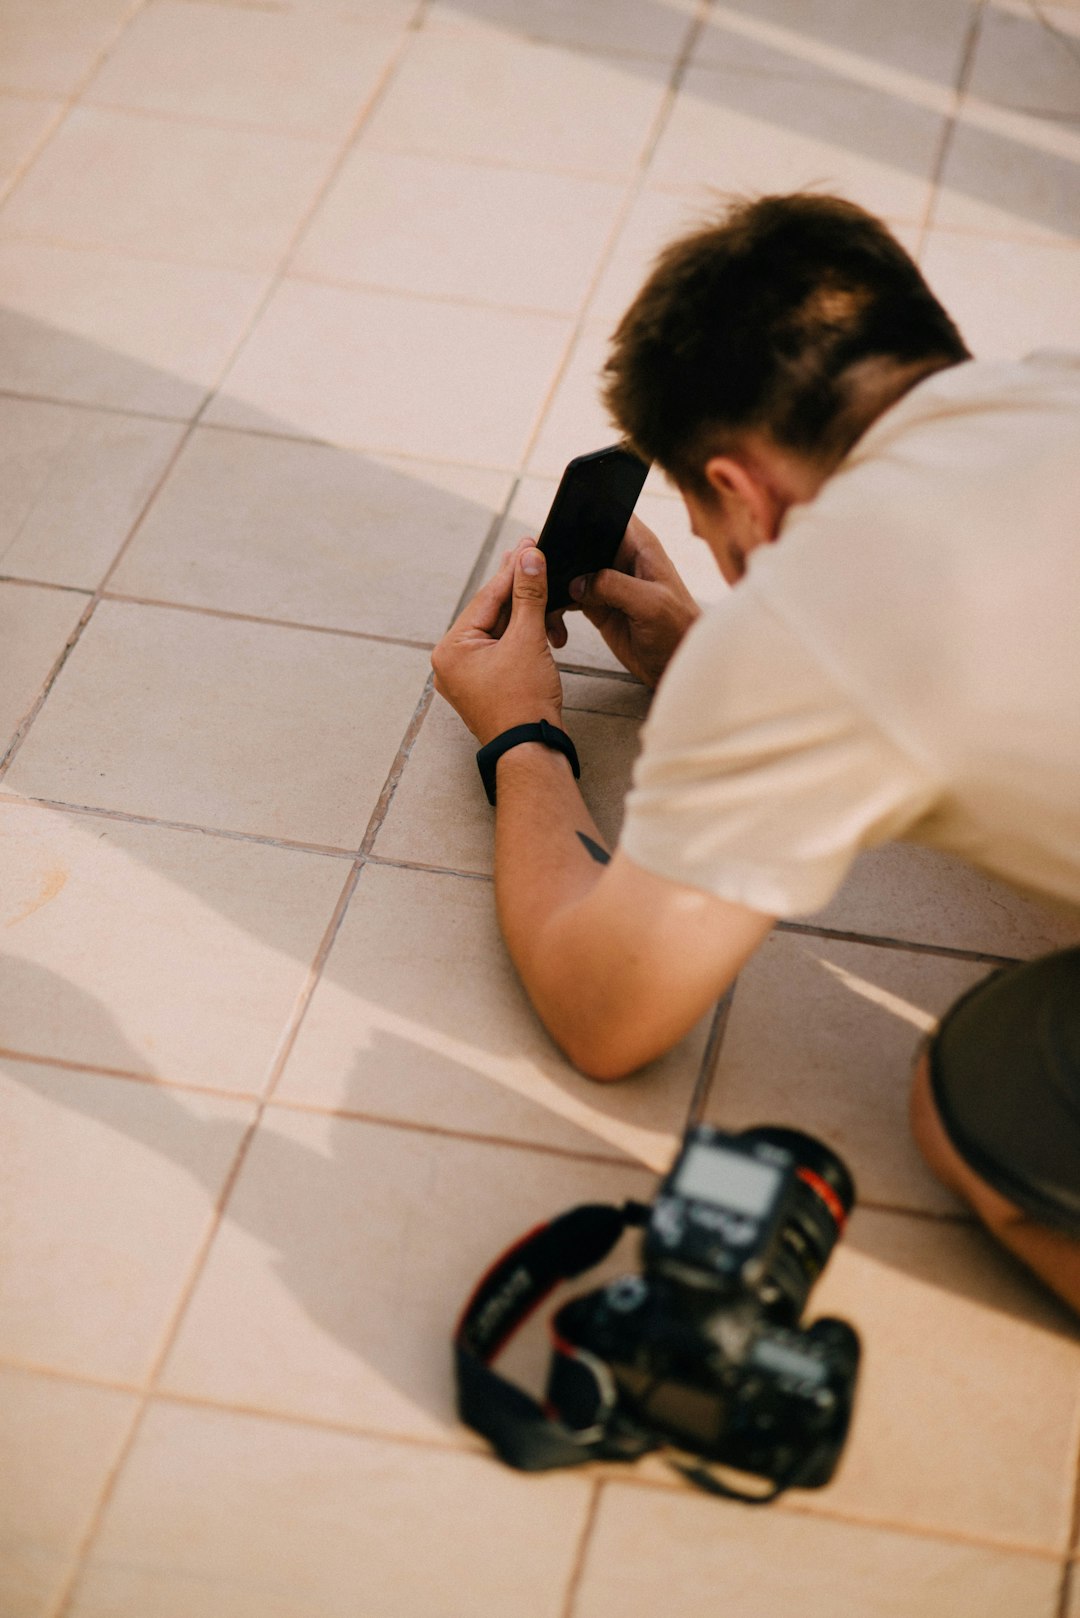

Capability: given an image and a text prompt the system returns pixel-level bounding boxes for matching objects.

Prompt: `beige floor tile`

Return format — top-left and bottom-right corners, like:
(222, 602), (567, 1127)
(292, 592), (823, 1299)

(0, 239), (267, 415)
(277, 862), (709, 1161)
(1, 107), (336, 272)
(704, 930), (990, 1213)
(375, 690), (641, 873)
(931, 108), (1080, 242)
(0, 1366), (135, 1618)
(206, 279), (571, 467)
(160, 1113), (653, 1438)
(293, 148), (626, 314)
(806, 1205), (1080, 1548)
(0, 581), (85, 755)
(920, 230), (1080, 356)
(71, 1402), (590, 1618)
(0, 93), (62, 199)
(560, 671), (652, 719)
(361, 32), (668, 176)
(809, 840), (1080, 958)
(586, 187), (721, 325)
(0, 0), (137, 98)
(526, 322), (619, 479)
(0, 1056), (252, 1379)
(968, 3), (1080, 118)
(5, 600), (430, 846)
(574, 1483), (1063, 1618)
(691, 0), (978, 85)
(109, 428), (510, 642)
(424, 0), (697, 60)
(0, 398), (182, 589)
(0, 802), (348, 1087)
(83, 1), (403, 140)
(649, 66), (947, 223)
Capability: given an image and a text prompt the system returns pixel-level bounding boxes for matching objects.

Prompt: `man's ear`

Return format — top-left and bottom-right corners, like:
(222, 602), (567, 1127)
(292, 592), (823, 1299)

(702, 455), (776, 541)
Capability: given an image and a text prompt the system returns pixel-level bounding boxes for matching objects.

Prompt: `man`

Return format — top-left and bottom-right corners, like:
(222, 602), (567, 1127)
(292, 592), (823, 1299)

(431, 193), (1080, 1314)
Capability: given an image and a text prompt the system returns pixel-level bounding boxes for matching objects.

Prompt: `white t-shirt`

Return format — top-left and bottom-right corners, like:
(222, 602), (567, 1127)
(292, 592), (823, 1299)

(621, 353), (1080, 917)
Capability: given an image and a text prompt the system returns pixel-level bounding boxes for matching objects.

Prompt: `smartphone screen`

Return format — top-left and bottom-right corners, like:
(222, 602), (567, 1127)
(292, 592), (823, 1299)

(537, 444), (650, 611)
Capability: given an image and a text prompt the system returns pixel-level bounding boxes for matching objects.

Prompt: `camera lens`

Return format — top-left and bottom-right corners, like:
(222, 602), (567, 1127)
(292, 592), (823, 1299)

(737, 1127), (855, 1323)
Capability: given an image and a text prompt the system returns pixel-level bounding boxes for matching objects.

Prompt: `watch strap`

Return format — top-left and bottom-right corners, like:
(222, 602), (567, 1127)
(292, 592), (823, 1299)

(476, 720), (580, 806)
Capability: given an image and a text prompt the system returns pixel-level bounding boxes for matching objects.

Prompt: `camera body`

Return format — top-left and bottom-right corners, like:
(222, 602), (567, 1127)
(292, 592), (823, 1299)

(549, 1125), (860, 1494)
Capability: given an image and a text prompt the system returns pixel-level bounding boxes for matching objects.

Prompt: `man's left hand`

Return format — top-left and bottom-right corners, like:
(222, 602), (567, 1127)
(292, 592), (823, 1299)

(432, 538), (565, 745)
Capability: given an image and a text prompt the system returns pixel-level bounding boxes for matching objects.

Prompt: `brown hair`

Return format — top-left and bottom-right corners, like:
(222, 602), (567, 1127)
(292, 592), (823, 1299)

(602, 193), (969, 493)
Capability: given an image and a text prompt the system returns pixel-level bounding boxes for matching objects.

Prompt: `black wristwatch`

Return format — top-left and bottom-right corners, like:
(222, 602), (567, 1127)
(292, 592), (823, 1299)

(476, 720), (581, 806)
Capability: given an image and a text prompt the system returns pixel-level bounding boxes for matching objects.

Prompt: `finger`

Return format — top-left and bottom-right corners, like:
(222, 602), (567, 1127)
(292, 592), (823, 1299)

(507, 545), (550, 636)
(570, 566), (652, 617)
(546, 608), (568, 649)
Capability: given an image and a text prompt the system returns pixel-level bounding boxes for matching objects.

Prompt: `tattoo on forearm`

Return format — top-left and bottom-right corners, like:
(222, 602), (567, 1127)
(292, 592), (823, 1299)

(577, 832), (611, 865)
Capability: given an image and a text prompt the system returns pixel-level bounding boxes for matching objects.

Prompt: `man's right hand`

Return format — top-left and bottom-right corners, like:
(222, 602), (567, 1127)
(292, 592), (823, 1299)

(548, 516), (701, 688)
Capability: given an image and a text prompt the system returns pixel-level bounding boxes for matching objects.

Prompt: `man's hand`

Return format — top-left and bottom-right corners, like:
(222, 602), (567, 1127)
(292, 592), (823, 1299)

(547, 516), (701, 688)
(432, 538), (564, 744)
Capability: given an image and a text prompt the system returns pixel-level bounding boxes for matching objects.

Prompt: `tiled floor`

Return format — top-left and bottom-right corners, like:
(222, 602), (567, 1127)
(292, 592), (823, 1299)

(1, 0), (1079, 1614)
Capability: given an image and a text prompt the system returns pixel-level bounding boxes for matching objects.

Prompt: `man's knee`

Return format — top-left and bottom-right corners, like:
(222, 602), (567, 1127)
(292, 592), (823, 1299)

(913, 949), (1080, 1316)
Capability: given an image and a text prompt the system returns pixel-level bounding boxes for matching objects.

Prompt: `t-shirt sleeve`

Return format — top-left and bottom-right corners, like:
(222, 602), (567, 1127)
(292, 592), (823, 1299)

(619, 586), (941, 917)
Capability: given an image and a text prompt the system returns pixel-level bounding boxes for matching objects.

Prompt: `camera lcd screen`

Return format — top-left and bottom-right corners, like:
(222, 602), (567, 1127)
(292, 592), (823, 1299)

(675, 1146), (782, 1216)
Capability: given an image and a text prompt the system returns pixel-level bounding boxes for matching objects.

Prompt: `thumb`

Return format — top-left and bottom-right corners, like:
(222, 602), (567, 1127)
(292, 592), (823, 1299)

(509, 546), (549, 627)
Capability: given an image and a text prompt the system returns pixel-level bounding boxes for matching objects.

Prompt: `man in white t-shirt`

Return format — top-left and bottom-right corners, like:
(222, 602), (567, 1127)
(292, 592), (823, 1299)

(431, 194), (1080, 1315)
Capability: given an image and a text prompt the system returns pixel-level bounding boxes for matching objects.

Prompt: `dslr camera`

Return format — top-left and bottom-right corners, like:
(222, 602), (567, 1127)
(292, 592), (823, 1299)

(456, 1124), (861, 1502)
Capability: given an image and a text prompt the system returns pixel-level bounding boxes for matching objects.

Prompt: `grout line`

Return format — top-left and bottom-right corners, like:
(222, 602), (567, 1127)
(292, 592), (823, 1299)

(186, 21), (421, 433)
(686, 983), (735, 1127)
(0, 1038), (993, 1213)
(0, 593), (97, 778)
(98, 589), (437, 652)
(774, 919), (1020, 966)
(4, 1347), (1070, 1564)
(603, 1465), (1068, 1561)
(0, 393), (199, 782)
(0, 100), (69, 208)
(0, 1045), (256, 1102)
(558, 662), (642, 685)
(1056, 1422), (1080, 1615)
(0, 791), (361, 860)
(46, 1099), (269, 1618)
(359, 677), (437, 856)
(511, 0), (709, 474)
(365, 851), (492, 883)
(0, 387), (190, 426)
(285, 264), (603, 323)
(71, 94), (378, 144)
(856, 1198), (974, 1225)
(257, 861), (363, 1096)
(916, 0), (987, 257)
(560, 1480), (604, 1618)
(12, 1027), (975, 1206)
(0, 576), (93, 598)
(262, 1095), (657, 1171)
(0, 0), (150, 215)
(194, 417), (529, 475)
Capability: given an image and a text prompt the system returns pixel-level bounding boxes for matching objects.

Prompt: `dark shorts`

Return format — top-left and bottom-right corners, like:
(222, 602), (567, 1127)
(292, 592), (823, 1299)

(928, 947), (1080, 1236)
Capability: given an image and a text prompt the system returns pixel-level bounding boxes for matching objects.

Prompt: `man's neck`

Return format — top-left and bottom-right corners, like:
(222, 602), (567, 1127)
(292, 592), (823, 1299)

(826, 354), (963, 468)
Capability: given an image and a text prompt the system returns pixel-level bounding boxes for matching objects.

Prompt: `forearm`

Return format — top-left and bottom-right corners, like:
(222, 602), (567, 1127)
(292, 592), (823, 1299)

(491, 744), (728, 1079)
(492, 742), (609, 971)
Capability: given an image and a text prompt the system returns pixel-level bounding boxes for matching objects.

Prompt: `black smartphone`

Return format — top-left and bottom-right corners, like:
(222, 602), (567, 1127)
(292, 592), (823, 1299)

(537, 443), (650, 612)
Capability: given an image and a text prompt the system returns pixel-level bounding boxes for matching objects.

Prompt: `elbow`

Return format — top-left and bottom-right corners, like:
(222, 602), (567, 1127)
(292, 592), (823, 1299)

(555, 1024), (652, 1084)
